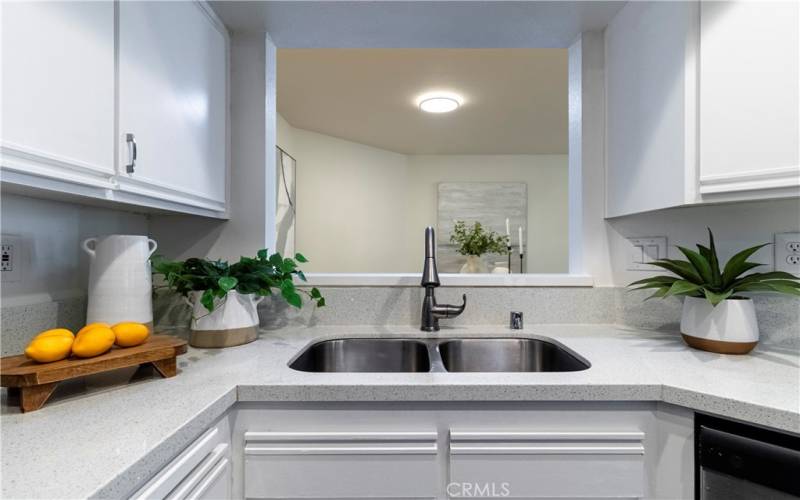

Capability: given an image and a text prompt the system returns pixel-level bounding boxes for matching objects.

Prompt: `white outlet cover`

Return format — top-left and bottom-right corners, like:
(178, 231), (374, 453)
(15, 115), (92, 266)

(775, 232), (800, 274)
(0, 235), (22, 283)
(627, 237), (667, 271)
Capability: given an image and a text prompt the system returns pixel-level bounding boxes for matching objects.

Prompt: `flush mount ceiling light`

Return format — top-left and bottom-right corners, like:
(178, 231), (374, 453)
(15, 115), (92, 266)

(417, 92), (462, 113)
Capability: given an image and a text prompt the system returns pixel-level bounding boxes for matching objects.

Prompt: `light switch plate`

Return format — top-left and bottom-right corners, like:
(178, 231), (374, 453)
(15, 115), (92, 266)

(627, 237), (667, 271)
(1, 235), (22, 283)
(775, 232), (800, 274)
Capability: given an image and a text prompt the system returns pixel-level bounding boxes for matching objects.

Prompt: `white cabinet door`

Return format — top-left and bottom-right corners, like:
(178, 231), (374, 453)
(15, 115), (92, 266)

(699, 0), (800, 198)
(604, 0), (699, 217)
(449, 430), (646, 498)
(243, 430), (439, 499)
(118, 1), (227, 212)
(131, 419), (231, 500)
(1, 1), (115, 187)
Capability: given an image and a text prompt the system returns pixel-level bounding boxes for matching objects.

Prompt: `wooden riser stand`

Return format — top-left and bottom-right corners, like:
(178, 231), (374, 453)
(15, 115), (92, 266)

(1, 335), (187, 412)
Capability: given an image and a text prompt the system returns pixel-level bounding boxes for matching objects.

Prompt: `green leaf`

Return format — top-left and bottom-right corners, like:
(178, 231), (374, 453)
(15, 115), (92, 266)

(218, 276), (238, 292)
(703, 288), (733, 306)
(764, 283), (800, 296)
(296, 271), (307, 282)
(316, 297), (326, 307)
(731, 271), (800, 288)
(627, 276), (679, 287)
(665, 280), (702, 297)
(201, 289), (215, 312)
(310, 287), (322, 299)
(721, 243), (769, 286)
(295, 253), (308, 263)
(257, 249), (268, 260)
(650, 259), (703, 284)
(283, 290), (302, 308)
(280, 279), (295, 295)
(676, 246), (713, 284)
(644, 287), (670, 300)
(706, 228), (722, 287)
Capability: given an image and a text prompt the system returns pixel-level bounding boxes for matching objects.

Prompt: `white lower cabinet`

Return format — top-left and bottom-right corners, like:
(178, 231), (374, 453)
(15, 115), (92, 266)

(448, 431), (645, 498)
(243, 431), (439, 499)
(131, 418), (232, 500)
(229, 402), (694, 500)
(130, 402), (694, 499)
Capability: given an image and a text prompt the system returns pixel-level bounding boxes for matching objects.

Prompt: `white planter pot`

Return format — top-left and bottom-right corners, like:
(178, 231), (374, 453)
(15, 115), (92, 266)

(680, 296), (759, 354)
(187, 291), (264, 348)
(460, 255), (489, 274)
(83, 234), (157, 330)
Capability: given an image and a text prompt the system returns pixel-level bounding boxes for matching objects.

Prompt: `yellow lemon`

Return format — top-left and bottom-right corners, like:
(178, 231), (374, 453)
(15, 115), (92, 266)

(72, 326), (115, 358)
(25, 335), (74, 363)
(112, 322), (150, 347)
(77, 322), (110, 337)
(33, 328), (74, 340)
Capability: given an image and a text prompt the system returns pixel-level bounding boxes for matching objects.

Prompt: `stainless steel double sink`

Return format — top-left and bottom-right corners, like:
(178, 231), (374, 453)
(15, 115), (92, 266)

(289, 337), (590, 373)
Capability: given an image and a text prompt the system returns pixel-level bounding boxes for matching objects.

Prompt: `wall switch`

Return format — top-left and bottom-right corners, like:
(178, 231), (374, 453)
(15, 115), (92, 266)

(775, 232), (800, 274)
(627, 237), (667, 271)
(1, 235), (22, 283)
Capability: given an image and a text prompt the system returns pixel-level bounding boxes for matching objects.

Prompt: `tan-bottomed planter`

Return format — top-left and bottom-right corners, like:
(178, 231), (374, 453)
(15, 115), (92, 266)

(680, 296), (759, 354)
(187, 291), (264, 348)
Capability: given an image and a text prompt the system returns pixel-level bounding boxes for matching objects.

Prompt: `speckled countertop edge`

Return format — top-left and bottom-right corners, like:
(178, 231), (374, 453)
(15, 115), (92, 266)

(1, 323), (798, 500)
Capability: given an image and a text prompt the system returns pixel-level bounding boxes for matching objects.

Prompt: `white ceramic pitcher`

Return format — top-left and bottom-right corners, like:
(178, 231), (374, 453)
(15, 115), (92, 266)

(83, 235), (157, 329)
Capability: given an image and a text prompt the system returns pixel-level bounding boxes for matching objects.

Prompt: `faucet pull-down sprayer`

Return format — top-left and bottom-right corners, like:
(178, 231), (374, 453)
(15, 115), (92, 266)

(420, 226), (466, 331)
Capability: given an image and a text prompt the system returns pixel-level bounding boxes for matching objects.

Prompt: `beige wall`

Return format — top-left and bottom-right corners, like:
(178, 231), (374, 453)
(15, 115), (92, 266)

(289, 127), (410, 273)
(405, 155), (568, 272)
(278, 116), (569, 273)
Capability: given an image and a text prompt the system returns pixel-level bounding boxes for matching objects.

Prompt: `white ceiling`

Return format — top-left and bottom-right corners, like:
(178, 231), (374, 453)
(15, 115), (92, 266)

(209, 1), (626, 48)
(277, 48), (568, 154)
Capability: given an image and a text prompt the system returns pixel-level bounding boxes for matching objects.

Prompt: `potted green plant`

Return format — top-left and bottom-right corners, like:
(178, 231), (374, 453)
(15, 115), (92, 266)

(152, 249), (324, 348)
(449, 221), (510, 273)
(628, 229), (799, 354)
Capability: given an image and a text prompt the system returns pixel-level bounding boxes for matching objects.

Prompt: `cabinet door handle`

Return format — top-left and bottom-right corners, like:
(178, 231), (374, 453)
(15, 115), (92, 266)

(126, 133), (137, 174)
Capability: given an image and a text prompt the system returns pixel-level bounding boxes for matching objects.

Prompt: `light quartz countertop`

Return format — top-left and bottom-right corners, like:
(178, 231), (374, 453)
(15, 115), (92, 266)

(1, 324), (799, 499)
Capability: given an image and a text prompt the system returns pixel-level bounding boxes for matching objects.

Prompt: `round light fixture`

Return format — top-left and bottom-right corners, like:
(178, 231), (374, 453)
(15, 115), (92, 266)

(418, 93), (462, 113)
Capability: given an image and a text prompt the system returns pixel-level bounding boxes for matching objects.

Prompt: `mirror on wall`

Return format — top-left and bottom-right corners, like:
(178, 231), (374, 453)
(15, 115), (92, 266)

(276, 49), (568, 274)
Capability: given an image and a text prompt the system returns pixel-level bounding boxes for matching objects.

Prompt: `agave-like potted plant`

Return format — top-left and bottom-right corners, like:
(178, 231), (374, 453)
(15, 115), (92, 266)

(152, 249), (324, 348)
(629, 229), (799, 354)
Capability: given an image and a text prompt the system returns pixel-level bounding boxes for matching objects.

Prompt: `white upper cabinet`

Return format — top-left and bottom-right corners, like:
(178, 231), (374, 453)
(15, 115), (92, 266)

(699, 0), (800, 199)
(605, 0), (799, 217)
(0, 1), (115, 188)
(118, 1), (228, 213)
(605, 1), (699, 218)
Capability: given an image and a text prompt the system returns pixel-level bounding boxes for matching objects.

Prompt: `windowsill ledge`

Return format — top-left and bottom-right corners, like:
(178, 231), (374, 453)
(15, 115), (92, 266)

(302, 273), (594, 287)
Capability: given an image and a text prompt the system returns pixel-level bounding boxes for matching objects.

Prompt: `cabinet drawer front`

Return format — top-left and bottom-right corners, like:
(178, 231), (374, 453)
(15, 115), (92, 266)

(131, 425), (224, 500)
(449, 431), (645, 498)
(244, 431), (438, 499)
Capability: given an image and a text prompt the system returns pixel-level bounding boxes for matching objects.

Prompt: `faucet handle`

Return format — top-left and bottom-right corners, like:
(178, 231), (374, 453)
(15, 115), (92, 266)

(437, 294), (467, 318)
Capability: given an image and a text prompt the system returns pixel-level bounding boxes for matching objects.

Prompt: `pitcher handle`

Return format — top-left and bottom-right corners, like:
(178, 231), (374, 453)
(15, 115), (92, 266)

(147, 239), (158, 257)
(252, 295), (266, 306)
(82, 238), (97, 257)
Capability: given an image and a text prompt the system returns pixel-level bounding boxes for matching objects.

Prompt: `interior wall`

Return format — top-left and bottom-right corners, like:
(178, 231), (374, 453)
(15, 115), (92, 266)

(277, 115), (569, 273)
(405, 155), (568, 272)
(290, 127), (410, 273)
(606, 197), (800, 287)
(0, 193), (149, 306)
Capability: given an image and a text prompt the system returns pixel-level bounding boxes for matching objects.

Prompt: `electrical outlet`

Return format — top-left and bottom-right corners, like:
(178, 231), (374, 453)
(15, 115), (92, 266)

(0, 235), (22, 283)
(775, 232), (800, 274)
(627, 237), (667, 271)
